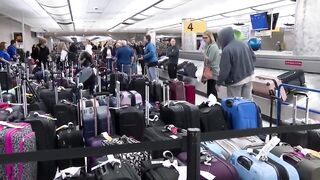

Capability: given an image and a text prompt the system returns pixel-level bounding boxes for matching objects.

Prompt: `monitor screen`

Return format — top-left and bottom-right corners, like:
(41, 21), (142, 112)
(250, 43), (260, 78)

(250, 12), (269, 31)
(267, 13), (279, 30)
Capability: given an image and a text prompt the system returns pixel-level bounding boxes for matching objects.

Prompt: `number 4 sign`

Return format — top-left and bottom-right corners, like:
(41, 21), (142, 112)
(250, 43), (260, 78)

(183, 20), (207, 33)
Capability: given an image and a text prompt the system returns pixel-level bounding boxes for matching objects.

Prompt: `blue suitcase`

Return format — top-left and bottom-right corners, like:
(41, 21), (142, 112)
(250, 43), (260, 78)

(230, 150), (299, 180)
(221, 98), (261, 129)
(82, 107), (96, 140)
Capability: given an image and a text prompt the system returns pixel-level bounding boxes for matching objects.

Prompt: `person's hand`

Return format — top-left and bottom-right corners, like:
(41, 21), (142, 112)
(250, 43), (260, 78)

(215, 84), (221, 92)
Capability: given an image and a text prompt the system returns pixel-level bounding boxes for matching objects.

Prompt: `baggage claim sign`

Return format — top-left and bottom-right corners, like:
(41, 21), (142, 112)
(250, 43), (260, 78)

(183, 20), (207, 33)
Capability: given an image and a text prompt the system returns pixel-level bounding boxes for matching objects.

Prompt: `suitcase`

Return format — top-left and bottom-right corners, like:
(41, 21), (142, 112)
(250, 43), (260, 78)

(141, 157), (182, 180)
(120, 91), (142, 107)
(230, 150), (283, 180)
(25, 112), (57, 180)
(129, 75), (148, 102)
(142, 125), (185, 158)
(82, 107), (96, 140)
(39, 88), (73, 114)
(160, 101), (200, 129)
(56, 122), (85, 170)
(93, 158), (140, 180)
(198, 102), (229, 132)
(271, 145), (320, 180)
(177, 61), (188, 70)
(180, 62), (197, 78)
(109, 72), (129, 94)
(280, 93), (320, 150)
(169, 80), (186, 101)
(178, 150), (239, 180)
(0, 71), (13, 90)
(252, 75), (287, 101)
(0, 122), (37, 180)
(53, 100), (78, 127)
(85, 136), (106, 171)
(2, 92), (16, 103)
(277, 69), (306, 90)
(221, 98), (261, 129)
(111, 106), (145, 140)
(78, 67), (94, 84)
(95, 93), (113, 135)
(184, 83), (195, 104)
(150, 81), (163, 102)
(129, 90), (143, 107)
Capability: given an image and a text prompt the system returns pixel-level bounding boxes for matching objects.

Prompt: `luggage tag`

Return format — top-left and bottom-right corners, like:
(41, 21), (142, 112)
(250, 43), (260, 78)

(101, 132), (113, 141)
(255, 136), (280, 161)
(207, 94), (220, 107)
(55, 167), (82, 180)
(91, 154), (121, 171)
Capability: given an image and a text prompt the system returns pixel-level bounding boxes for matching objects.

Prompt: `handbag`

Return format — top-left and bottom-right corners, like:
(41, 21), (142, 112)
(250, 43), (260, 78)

(202, 59), (213, 81)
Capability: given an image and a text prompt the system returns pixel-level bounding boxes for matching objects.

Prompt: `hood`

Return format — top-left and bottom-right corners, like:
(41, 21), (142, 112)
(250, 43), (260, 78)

(218, 27), (235, 49)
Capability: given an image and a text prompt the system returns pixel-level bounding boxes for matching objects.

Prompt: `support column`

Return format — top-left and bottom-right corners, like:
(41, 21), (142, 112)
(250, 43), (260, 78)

(147, 30), (156, 45)
(21, 15), (25, 50)
(182, 19), (197, 51)
(294, 0), (320, 56)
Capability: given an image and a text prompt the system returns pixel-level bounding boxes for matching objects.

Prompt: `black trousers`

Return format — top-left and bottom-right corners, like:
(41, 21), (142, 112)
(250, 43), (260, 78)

(167, 63), (177, 79)
(139, 60), (145, 75)
(207, 79), (218, 98)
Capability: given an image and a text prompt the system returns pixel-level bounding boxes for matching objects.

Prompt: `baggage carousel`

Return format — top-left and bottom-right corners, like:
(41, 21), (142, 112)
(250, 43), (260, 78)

(159, 50), (320, 122)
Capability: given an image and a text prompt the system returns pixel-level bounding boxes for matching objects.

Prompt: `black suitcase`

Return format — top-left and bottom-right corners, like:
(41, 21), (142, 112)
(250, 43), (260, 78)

(111, 106), (145, 140)
(179, 62), (197, 78)
(129, 75), (148, 102)
(141, 158), (181, 180)
(25, 111), (57, 180)
(93, 159), (140, 180)
(280, 93), (320, 150)
(27, 100), (49, 113)
(39, 88), (73, 114)
(0, 71), (13, 90)
(150, 81), (163, 102)
(54, 100), (78, 127)
(177, 61), (188, 71)
(2, 92), (16, 103)
(56, 123), (85, 170)
(109, 72), (129, 94)
(160, 101), (200, 129)
(198, 102), (230, 132)
(277, 69), (306, 90)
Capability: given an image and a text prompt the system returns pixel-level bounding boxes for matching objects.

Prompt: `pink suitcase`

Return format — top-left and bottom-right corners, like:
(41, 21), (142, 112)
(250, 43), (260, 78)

(252, 75), (287, 101)
(184, 83), (195, 104)
(0, 122), (37, 180)
(129, 90), (143, 106)
(169, 80), (186, 101)
(120, 91), (132, 106)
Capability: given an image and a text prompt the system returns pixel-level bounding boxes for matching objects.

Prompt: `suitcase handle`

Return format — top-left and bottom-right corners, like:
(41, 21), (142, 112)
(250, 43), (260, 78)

(282, 153), (302, 166)
(292, 92), (309, 125)
(93, 92), (110, 97)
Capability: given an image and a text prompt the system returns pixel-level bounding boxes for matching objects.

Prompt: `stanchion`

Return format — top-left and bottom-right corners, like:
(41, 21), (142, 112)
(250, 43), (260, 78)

(187, 128), (200, 180)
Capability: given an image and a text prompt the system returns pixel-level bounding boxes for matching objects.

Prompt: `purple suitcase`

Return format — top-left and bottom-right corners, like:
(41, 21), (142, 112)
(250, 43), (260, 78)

(169, 80), (186, 101)
(85, 136), (105, 172)
(0, 122), (37, 180)
(178, 151), (239, 180)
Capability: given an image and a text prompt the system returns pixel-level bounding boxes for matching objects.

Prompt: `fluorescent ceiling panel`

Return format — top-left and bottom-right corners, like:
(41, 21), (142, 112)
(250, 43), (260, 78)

(155, 0), (191, 9)
(36, 0), (67, 7)
(141, 7), (163, 16)
(42, 5), (69, 15)
(223, 8), (255, 17)
(132, 14), (149, 20)
(124, 19), (137, 24)
(202, 15), (224, 22)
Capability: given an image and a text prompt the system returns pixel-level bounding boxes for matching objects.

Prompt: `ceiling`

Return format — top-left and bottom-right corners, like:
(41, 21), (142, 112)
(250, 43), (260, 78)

(0, 0), (296, 34)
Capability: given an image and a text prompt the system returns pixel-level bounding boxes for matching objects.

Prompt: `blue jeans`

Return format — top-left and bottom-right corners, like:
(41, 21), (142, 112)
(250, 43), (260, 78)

(148, 66), (159, 81)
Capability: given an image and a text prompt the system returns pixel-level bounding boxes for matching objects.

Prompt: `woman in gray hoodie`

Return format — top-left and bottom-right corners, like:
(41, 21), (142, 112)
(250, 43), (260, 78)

(201, 31), (221, 98)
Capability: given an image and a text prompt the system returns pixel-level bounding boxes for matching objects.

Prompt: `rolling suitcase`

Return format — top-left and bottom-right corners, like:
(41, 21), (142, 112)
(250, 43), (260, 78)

(39, 88), (73, 114)
(0, 122), (37, 180)
(277, 69), (306, 90)
(252, 75), (287, 101)
(178, 150), (239, 180)
(169, 80), (186, 101)
(56, 122), (85, 170)
(160, 101), (200, 129)
(271, 145), (320, 180)
(25, 111), (57, 180)
(111, 81), (145, 140)
(94, 92), (113, 135)
(221, 98), (261, 129)
(198, 101), (229, 132)
(177, 61), (188, 70)
(150, 81), (163, 102)
(129, 75), (148, 102)
(109, 72), (129, 94)
(280, 93), (320, 150)
(184, 83), (195, 104)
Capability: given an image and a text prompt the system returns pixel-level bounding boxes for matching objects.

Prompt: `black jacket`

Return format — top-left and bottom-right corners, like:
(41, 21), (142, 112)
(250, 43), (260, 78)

(166, 45), (179, 64)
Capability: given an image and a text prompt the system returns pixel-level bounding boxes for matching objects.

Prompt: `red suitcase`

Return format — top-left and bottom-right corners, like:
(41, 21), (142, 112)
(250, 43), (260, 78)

(169, 80), (186, 101)
(184, 83), (195, 104)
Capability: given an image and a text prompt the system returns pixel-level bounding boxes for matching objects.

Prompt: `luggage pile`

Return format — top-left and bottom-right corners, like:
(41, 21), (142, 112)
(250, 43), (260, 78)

(0, 54), (318, 180)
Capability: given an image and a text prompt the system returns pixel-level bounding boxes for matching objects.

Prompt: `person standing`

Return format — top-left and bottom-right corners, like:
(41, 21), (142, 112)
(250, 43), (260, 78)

(32, 37), (50, 69)
(115, 40), (134, 75)
(166, 38), (179, 79)
(141, 34), (158, 81)
(102, 41), (114, 70)
(201, 31), (220, 98)
(85, 39), (93, 56)
(7, 40), (17, 60)
(136, 41), (145, 74)
(57, 42), (68, 69)
(68, 42), (78, 67)
(0, 42), (11, 67)
(216, 27), (256, 100)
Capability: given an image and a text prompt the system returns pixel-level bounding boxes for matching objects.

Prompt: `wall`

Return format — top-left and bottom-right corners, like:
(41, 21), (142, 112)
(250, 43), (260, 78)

(0, 16), (38, 52)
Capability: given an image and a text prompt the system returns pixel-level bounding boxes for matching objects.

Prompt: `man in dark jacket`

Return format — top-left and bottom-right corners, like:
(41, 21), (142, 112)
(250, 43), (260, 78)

(32, 38), (50, 69)
(216, 27), (256, 100)
(166, 38), (179, 79)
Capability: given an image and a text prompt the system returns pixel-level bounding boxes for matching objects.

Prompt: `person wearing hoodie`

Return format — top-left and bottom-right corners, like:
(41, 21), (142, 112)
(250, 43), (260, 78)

(216, 27), (256, 100)
(201, 31), (220, 98)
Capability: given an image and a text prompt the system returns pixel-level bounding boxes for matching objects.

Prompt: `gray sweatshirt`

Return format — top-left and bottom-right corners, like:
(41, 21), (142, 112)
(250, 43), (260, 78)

(217, 27), (256, 86)
(205, 43), (220, 80)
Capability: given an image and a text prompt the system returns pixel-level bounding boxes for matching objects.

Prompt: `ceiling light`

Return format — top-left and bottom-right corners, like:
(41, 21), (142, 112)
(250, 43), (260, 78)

(154, 0), (191, 9)
(132, 14), (149, 20)
(202, 15), (224, 22)
(140, 7), (163, 16)
(41, 5), (70, 15)
(124, 19), (137, 24)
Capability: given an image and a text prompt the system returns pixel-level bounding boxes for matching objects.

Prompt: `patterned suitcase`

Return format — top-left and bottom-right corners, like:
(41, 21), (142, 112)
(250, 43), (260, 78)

(0, 122), (37, 180)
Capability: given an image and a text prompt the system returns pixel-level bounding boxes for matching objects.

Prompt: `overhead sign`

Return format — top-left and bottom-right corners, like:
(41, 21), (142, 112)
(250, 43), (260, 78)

(183, 20), (207, 33)
(285, 60), (303, 66)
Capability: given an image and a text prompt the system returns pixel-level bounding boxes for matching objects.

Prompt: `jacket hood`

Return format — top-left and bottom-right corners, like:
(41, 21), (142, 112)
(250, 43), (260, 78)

(218, 27), (235, 49)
